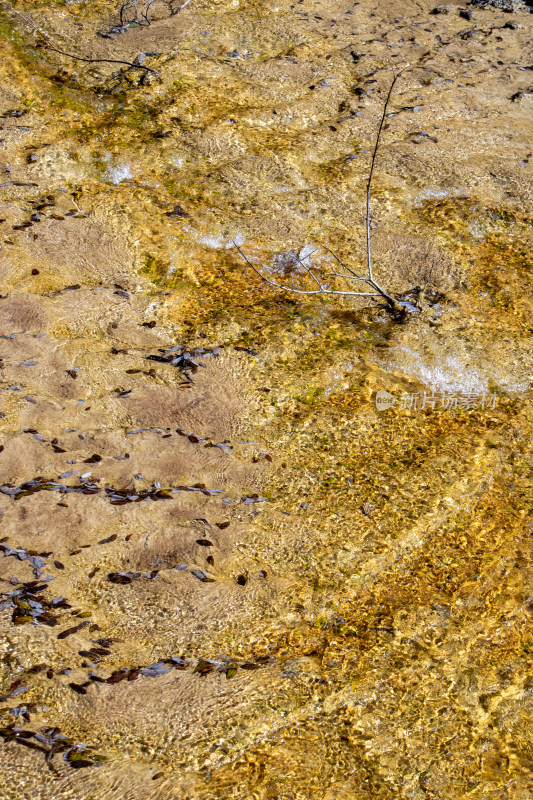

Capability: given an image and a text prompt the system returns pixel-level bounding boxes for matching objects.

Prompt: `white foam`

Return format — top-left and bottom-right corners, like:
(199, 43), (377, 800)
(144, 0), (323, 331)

(108, 163), (133, 184)
(99, 152), (134, 184)
(406, 186), (463, 207)
(185, 228), (245, 249)
(383, 345), (528, 395)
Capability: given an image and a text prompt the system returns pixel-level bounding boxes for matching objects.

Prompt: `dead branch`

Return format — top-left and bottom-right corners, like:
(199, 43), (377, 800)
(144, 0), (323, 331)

(105, 0), (192, 35)
(365, 73), (399, 284)
(41, 41), (158, 74)
(120, 0), (157, 25)
(167, 0), (192, 14)
(233, 244), (384, 300)
(234, 72), (407, 315)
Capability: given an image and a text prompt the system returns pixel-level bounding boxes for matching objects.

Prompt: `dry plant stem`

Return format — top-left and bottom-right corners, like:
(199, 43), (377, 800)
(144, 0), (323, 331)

(43, 42), (158, 73)
(233, 245), (382, 298)
(366, 73), (399, 285)
(120, 1), (136, 25)
(120, 0), (191, 25)
(1, 5), (157, 72)
(234, 72), (404, 313)
(120, 0), (156, 26)
(171, 0), (192, 12)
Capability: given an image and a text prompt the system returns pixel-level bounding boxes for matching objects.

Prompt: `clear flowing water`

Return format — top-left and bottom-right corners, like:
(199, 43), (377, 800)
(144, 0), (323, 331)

(0, 1), (532, 798)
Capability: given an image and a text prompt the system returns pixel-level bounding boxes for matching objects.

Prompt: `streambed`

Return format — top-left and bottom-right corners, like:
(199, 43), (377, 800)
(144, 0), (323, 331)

(0, 1), (532, 798)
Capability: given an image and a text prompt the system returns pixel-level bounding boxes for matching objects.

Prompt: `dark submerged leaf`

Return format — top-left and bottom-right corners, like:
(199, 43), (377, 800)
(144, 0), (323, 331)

(68, 682), (87, 695)
(57, 622), (90, 639)
(106, 669), (129, 684)
(194, 660), (215, 676)
(97, 534), (117, 545)
(69, 758), (97, 769)
(190, 569), (215, 583)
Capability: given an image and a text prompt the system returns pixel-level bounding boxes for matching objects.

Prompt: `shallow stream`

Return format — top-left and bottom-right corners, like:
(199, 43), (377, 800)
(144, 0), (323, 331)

(0, 1), (532, 798)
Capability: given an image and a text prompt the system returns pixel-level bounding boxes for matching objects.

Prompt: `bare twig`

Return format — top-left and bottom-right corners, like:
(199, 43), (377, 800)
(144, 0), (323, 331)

(233, 71), (405, 314)
(120, 1), (136, 26)
(168, 0), (192, 13)
(111, 0), (192, 33)
(42, 41), (158, 73)
(0, 181), (38, 188)
(233, 244), (382, 299)
(365, 72), (399, 282)
(321, 245), (365, 278)
(141, 0), (158, 24)
(119, 0), (156, 26)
